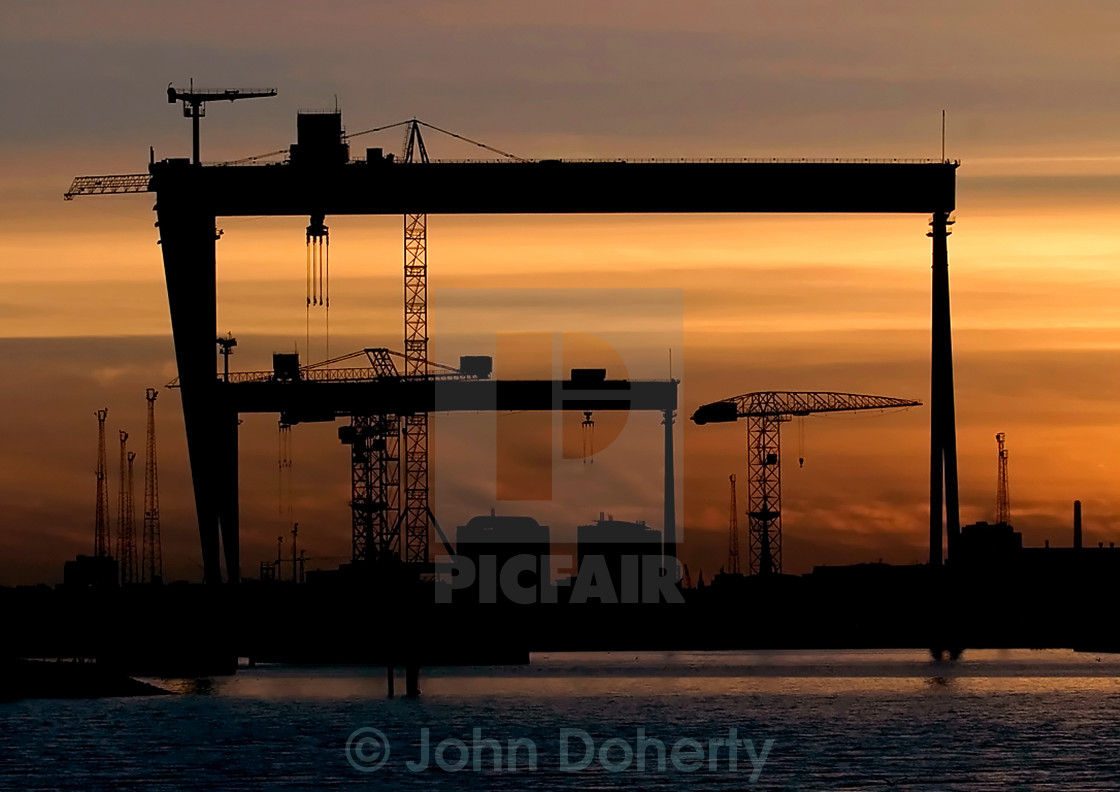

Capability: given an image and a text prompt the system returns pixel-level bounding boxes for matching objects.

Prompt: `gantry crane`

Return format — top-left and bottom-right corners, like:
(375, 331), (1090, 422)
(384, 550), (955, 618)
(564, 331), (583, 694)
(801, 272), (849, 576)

(995, 432), (1010, 525)
(68, 92), (955, 585)
(693, 391), (921, 576)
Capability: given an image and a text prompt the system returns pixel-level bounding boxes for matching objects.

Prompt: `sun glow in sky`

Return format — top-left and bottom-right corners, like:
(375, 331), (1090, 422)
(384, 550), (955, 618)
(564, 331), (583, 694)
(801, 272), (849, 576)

(3, 1), (1120, 584)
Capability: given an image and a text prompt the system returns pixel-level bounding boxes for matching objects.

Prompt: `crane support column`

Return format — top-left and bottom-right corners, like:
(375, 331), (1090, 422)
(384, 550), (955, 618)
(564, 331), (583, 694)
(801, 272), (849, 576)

(662, 408), (677, 580)
(747, 413), (783, 576)
(156, 179), (224, 583)
(929, 211), (960, 565)
(218, 404), (241, 582)
(402, 210), (430, 566)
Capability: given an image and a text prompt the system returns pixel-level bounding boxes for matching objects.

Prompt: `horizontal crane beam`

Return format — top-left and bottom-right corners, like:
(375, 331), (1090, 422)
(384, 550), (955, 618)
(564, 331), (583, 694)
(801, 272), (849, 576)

(65, 174), (152, 199)
(692, 391), (921, 423)
(149, 159), (956, 216)
(218, 378), (678, 423)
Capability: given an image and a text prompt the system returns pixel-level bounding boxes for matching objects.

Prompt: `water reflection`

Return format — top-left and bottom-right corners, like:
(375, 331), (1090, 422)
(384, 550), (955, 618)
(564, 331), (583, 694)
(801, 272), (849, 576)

(158, 676), (220, 696)
(11, 648), (1120, 791)
(138, 648), (1120, 701)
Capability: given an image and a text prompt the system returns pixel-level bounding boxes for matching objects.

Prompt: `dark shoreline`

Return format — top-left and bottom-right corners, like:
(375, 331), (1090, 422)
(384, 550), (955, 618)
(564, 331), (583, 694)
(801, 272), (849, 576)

(0, 659), (173, 701)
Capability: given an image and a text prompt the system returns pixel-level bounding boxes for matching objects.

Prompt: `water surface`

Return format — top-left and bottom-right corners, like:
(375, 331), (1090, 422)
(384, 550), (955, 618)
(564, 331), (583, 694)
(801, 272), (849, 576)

(3, 649), (1119, 790)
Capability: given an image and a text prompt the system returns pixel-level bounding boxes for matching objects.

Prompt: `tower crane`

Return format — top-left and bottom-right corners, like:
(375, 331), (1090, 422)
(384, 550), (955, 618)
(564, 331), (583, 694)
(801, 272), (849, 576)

(166, 82), (277, 165)
(337, 349), (404, 565)
(728, 474), (741, 575)
(995, 432), (1010, 525)
(328, 347), (471, 567)
(401, 119), (431, 566)
(93, 408), (110, 558)
(121, 450), (137, 585)
(116, 430), (132, 581)
(693, 391), (921, 576)
(142, 388), (162, 584)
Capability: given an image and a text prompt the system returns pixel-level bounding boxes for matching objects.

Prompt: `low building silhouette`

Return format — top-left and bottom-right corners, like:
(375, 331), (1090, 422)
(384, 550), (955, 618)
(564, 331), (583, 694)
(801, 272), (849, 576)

(576, 514), (662, 603)
(455, 512), (550, 605)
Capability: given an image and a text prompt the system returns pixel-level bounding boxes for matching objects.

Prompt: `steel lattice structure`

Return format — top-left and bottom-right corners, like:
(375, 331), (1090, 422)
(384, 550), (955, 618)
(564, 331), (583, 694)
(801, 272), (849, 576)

(727, 474), (740, 575)
(746, 413), (784, 576)
(68, 100), (956, 584)
(693, 391), (921, 576)
(341, 349), (402, 563)
(115, 431), (132, 581)
(94, 408), (110, 558)
(142, 389), (163, 583)
(120, 451), (137, 585)
(402, 120), (431, 566)
(996, 432), (1010, 525)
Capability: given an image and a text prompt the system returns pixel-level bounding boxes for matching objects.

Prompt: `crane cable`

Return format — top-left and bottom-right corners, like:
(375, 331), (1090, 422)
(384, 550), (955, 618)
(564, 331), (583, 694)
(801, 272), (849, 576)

(220, 119), (526, 165)
(414, 120), (528, 162)
(798, 416), (805, 468)
(582, 410), (595, 465)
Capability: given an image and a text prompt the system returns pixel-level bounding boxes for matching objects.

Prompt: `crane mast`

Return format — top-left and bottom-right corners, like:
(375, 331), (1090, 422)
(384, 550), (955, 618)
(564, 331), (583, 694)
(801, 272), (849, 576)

(115, 431), (132, 582)
(402, 120), (430, 566)
(694, 391), (921, 576)
(996, 432), (1010, 525)
(142, 388), (162, 583)
(93, 408), (110, 558)
(728, 474), (741, 575)
(120, 450), (137, 585)
(340, 349), (402, 564)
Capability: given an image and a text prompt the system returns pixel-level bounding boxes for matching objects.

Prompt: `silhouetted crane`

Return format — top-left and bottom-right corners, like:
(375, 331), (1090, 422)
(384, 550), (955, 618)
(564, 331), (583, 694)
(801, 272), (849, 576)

(693, 392), (921, 576)
(115, 431), (133, 583)
(142, 388), (162, 584)
(401, 120), (431, 567)
(728, 474), (741, 575)
(996, 432), (1011, 525)
(166, 82), (277, 164)
(93, 408), (110, 558)
(121, 450), (137, 585)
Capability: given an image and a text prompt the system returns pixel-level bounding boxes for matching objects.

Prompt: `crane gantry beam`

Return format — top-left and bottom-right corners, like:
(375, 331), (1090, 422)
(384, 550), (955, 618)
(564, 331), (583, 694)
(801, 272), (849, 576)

(693, 391), (921, 576)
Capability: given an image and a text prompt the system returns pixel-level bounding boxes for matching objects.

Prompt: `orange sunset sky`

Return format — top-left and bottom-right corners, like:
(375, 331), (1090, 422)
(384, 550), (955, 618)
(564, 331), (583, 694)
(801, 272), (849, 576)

(3, 1), (1120, 585)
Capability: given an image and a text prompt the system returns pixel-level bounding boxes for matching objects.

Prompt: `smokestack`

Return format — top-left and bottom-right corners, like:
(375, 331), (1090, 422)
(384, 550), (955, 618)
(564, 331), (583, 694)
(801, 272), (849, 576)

(1074, 500), (1083, 550)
